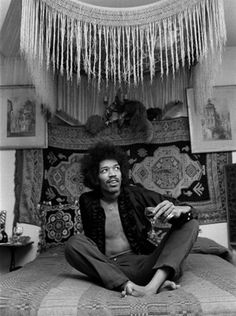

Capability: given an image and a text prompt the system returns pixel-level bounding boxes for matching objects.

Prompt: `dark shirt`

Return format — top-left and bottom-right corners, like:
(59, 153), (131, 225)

(79, 185), (197, 255)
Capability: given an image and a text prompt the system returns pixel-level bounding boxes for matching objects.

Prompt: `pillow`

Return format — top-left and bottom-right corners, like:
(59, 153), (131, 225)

(191, 237), (233, 263)
(39, 204), (83, 251)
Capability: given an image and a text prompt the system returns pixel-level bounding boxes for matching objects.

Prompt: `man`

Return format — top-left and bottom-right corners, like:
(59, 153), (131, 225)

(65, 141), (199, 297)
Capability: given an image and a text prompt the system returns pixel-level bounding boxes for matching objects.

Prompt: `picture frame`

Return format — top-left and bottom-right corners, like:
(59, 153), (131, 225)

(0, 85), (47, 149)
(187, 85), (236, 153)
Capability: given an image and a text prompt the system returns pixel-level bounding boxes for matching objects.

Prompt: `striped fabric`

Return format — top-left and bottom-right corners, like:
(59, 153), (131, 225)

(1, 241), (236, 316)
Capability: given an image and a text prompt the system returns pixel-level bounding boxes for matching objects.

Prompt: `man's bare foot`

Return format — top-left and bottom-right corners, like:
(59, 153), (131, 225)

(121, 281), (158, 297)
(121, 281), (151, 297)
(121, 280), (180, 297)
(158, 280), (180, 292)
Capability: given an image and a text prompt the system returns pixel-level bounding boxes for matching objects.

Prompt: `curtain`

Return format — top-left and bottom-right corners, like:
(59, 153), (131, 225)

(57, 67), (192, 124)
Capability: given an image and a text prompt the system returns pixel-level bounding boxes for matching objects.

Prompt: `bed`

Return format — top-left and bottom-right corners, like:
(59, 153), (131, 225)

(2, 118), (236, 315)
(1, 237), (236, 316)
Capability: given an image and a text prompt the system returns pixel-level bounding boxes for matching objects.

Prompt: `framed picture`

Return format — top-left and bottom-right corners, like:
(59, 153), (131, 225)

(0, 85), (47, 149)
(187, 85), (236, 153)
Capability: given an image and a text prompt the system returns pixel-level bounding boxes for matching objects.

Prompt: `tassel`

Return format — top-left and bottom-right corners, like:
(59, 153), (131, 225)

(126, 26), (131, 86)
(104, 26), (109, 86)
(98, 27), (102, 88)
(131, 27), (137, 85)
(75, 21), (82, 83)
(92, 23), (97, 81)
(158, 22), (163, 77)
(163, 19), (169, 76)
(87, 22), (92, 82)
(122, 27), (126, 83)
(168, 17), (175, 76)
(117, 27), (121, 85)
(52, 11), (56, 73)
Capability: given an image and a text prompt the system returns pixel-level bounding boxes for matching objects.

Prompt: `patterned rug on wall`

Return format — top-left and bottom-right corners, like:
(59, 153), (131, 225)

(224, 163), (236, 246)
(15, 118), (232, 225)
(40, 147), (87, 204)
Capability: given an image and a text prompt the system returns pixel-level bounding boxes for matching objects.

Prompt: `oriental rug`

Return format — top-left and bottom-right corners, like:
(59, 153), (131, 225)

(14, 118), (231, 225)
(224, 163), (236, 247)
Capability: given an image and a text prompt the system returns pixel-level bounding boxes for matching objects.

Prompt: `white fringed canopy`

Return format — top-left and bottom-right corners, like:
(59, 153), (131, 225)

(20, 0), (226, 90)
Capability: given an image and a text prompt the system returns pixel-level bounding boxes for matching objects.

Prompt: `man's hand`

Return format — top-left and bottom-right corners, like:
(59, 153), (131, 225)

(152, 200), (183, 223)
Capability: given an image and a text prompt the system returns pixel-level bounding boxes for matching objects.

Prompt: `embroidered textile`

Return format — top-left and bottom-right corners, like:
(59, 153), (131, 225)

(20, 0), (226, 88)
(40, 203), (82, 250)
(14, 118), (231, 225)
(224, 164), (236, 247)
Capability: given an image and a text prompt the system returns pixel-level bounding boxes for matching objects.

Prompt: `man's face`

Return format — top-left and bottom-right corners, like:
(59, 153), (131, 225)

(98, 159), (122, 194)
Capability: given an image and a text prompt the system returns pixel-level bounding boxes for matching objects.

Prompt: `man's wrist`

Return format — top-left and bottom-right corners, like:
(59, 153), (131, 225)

(179, 209), (193, 222)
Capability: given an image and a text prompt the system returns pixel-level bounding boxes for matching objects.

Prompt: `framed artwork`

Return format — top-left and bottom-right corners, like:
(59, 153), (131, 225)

(187, 85), (236, 153)
(0, 85), (47, 149)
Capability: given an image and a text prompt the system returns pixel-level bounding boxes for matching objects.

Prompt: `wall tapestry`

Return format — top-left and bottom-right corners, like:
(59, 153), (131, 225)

(14, 118), (231, 225)
(224, 163), (236, 248)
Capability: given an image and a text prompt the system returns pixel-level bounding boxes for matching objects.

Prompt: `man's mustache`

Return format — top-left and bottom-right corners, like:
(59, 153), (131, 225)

(106, 177), (120, 183)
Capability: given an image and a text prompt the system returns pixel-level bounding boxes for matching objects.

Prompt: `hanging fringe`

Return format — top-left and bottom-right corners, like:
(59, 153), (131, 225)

(20, 0), (226, 89)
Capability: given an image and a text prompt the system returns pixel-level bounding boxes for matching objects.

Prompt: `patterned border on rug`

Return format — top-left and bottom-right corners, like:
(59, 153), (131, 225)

(48, 117), (190, 149)
(14, 149), (44, 225)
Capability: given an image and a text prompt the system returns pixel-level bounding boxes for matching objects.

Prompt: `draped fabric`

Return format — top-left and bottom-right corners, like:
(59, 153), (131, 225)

(19, 0), (226, 124)
(20, 0), (226, 90)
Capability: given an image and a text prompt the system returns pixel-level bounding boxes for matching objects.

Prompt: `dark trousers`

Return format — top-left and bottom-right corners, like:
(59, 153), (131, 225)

(65, 219), (199, 290)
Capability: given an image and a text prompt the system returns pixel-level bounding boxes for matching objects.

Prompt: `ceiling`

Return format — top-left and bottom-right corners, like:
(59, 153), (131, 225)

(0, 0), (235, 58)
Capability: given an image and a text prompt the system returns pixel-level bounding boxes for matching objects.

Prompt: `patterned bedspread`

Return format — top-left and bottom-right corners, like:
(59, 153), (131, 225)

(1, 242), (236, 316)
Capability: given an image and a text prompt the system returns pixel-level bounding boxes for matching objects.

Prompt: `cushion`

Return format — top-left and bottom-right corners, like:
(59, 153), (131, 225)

(39, 203), (83, 251)
(191, 237), (233, 263)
